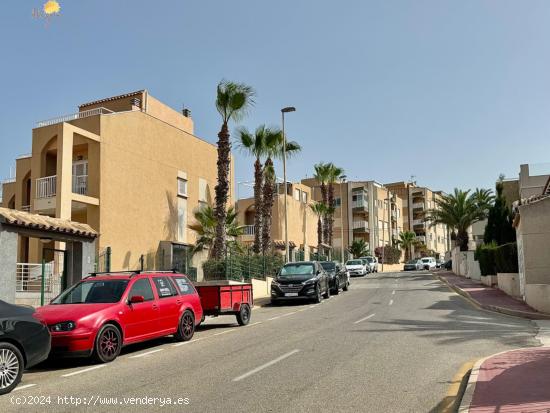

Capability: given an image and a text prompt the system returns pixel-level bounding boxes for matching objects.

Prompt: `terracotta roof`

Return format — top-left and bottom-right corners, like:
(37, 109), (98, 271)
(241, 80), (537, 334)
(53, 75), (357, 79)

(79, 90), (145, 109)
(273, 240), (297, 249)
(0, 207), (97, 238)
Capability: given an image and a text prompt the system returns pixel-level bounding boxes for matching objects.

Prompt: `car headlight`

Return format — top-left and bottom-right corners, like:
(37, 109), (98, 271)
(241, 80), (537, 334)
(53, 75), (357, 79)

(303, 278), (317, 285)
(50, 321), (76, 332)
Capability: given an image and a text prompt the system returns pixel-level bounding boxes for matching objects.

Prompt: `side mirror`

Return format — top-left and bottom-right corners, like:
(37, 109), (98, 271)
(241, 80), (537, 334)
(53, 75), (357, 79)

(129, 295), (144, 304)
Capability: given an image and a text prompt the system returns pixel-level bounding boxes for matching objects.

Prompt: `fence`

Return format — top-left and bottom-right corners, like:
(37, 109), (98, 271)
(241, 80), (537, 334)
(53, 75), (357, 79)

(203, 249), (284, 281)
(95, 247), (111, 272)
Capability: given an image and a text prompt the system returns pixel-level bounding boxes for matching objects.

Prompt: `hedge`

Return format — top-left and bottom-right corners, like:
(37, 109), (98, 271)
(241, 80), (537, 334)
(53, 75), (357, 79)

(494, 242), (519, 273)
(475, 243), (497, 276)
(374, 246), (401, 264)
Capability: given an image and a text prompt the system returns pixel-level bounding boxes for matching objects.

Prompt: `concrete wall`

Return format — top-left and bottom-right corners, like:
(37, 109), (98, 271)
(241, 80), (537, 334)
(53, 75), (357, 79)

(497, 273), (521, 299)
(252, 276), (273, 300)
(525, 284), (550, 314)
(0, 227), (17, 303)
(519, 164), (550, 199)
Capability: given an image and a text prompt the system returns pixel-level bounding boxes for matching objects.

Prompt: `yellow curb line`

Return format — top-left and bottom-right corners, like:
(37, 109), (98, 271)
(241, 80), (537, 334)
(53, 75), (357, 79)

(436, 359), (476, 413)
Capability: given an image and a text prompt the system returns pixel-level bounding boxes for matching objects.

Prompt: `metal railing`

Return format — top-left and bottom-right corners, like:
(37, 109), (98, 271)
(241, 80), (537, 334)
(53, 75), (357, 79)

(2, 177), (16, 184)
(412, 219), (425, 226)
(36, 107), (114, 128)
(352, 199), (368, 210)
(72, 175), (88, 195)
(36, 175), (57, 198)
(353, 221), (369, 231)
(412, 202), (424, 209)
(243, 225), (255, 235)
(21, 205), (31, 212)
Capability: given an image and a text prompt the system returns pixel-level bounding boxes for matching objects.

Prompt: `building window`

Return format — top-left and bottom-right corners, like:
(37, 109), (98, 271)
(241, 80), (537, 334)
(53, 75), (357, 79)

(334, 197), (341, 207)
(302, 191), (308, 203)
(177, 177), (188, 197)
(294, 188), (300, 201)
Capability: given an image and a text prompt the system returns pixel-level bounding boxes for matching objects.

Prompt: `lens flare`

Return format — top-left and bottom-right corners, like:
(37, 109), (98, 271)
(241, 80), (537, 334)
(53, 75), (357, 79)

(43, 1), (61, 15)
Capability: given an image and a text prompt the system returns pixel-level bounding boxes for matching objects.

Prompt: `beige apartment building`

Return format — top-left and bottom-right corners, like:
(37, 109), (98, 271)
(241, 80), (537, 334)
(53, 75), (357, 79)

(236, 182), (317, 260)
(385, 181), (450, 258)
(1, 90), (231, 281)
(301, 179), (404, 258)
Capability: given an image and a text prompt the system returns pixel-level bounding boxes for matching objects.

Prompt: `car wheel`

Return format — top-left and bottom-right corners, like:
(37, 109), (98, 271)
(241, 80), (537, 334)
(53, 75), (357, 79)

(236, 304), (251, 326)
(332, 278), (340, 295)
(323, 283), (331, 299)
(313, 285), (322, 304)
(174, 310), (195, 341)
(93, 324), (122, 363)
(0, 343), (23, 395)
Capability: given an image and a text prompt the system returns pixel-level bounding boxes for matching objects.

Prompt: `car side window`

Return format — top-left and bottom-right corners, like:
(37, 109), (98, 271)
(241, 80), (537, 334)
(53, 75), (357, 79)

(152, 276), (178, 299)
(128, 278), (155, 301)
(172, 276), (196, 296)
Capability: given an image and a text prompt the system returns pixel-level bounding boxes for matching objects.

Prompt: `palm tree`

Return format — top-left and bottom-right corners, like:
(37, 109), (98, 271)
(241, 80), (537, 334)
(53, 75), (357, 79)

(309, 202), (327, 248)
(326, 163), (345, 246)
(237, 125), (280, 253)
(261, 133), (301, 254)
(313, 162), (331, 240)
(349, 239), (369, 258)
(396, 231), (418, 261)
(211, 80), (255, 259)
(189, 205), (244, 257)
(423, 188), (491, 251)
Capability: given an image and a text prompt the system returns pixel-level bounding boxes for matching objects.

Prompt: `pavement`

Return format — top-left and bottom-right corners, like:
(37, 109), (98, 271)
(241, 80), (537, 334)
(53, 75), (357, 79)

(435, 270), (550, 412)
(0, 272), (539, 412)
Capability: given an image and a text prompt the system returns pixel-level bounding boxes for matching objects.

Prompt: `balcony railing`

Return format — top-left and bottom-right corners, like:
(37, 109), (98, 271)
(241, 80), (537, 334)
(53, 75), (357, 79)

(36, 107), (114, 128)
(243, 225), (255, 236)
(352, 221), (369, 232)
(412, 202), (424, 209)
(21, 205), (31, 212)
(36, 175), (57, 199)
(72, 175), (88, 195)
(352, 200), (368, 210)
(412, 219), (425, 226)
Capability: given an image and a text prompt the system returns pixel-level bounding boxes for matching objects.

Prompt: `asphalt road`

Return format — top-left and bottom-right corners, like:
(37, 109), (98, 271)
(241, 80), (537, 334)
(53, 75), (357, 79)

(1, 271), (539, 413)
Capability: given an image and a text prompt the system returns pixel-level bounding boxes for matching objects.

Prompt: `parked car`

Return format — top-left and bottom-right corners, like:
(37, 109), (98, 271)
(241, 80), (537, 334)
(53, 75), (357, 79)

(420, 257), (437, 270)
(0, 300), (51, 395)
(361, 256), (378, 273)
(403, 259), (423, 271)
(271, 261), (330, 304)
(346, 259), (368, 277)
(359, 258), (371, 274)
(35, 271), (203, 363)
(436, 259), (445, 268)
(320, 261), (350, 294)
(443, 259), (452, 270)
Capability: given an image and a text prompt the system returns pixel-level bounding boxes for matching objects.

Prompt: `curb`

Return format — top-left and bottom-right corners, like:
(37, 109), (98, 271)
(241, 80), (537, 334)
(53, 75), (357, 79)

(434, 274), (550, 320)
(253, 297), (271, 308)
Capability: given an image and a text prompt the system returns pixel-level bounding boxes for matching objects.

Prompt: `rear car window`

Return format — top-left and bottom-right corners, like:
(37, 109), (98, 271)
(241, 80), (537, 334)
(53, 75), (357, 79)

(152, 277), (178, 298)
(128, 278), (155, 301)
(172, 276), (195, 295)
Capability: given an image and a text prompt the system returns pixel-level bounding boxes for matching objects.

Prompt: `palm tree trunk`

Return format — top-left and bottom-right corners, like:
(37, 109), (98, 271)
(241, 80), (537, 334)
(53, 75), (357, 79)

(261, 158), (275, 254)
(317, 216), (323, 247)
(327, 183), (335, 246)
(320, 183), (329, 244)
(458, 229), (469, 251)
(212, 122), (231, 260)
(253, 158), (263, 253)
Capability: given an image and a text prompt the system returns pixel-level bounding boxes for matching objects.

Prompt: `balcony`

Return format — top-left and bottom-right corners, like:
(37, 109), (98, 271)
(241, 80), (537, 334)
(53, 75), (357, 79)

(36, 107), (113, 128)
(352, 199), (369, 212)
(412, 202), (424, 209)
(35, 174), (89, 199)
(391, 209), (397, 220)
(243, 225), (255, 236)
(412, 219), (425, 226)
(353, 220), (369, 233)
(72, 175), (88, 195)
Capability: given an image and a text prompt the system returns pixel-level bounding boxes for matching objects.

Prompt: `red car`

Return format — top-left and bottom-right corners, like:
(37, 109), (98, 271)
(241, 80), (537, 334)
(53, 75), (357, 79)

(35, 271), (203, 363)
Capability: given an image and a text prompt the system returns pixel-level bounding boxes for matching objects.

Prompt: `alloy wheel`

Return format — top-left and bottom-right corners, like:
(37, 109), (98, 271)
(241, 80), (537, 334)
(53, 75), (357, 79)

(0, 348), (19, 390)
(99, 328), (120, 359)
(182, 312), (194, 339)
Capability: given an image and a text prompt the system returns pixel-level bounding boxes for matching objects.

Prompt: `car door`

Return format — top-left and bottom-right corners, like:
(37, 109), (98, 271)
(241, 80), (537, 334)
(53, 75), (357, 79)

(122, 277), (160, 342)
(151, 276), (180, 333)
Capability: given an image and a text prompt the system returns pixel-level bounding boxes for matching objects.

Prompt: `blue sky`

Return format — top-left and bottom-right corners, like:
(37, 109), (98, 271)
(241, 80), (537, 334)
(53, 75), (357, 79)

(1, 1), (550, 196)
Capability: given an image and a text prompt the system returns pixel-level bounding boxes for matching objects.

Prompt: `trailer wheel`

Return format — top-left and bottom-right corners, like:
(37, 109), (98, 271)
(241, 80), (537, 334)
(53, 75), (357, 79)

(236, 304), (251, 326)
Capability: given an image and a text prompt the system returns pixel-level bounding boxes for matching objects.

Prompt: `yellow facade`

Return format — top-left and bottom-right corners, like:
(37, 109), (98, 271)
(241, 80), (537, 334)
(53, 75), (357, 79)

(1, 90), (232, 276)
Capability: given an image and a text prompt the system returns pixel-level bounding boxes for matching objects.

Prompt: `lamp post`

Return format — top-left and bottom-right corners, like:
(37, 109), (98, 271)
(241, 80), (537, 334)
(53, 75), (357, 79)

(281, 106), (296, 263)
(339, 177), (346, 265)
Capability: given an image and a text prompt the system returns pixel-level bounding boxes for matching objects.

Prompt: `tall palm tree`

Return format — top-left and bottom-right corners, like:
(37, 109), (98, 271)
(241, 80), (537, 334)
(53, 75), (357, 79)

(189, 205), (244, 257)
(309, 202), (327, 248)
(349, 239), (369, 258)
(237, 125), (280, 253)
(396, 231), (418, 261)
(313, 162), (331, 240)
(261, 133), (301, 254)
(212, 80), (255, 259)
(326, 163), (345, 246)
(423, 188), (491, 251)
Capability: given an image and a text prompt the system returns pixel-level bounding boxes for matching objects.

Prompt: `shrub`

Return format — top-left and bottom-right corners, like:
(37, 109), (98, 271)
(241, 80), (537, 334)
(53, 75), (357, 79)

(494, 242), (519, 273)
(475, 243), (497, 276)
(202, 253), (284, 281)
(374, 246), (401, 264)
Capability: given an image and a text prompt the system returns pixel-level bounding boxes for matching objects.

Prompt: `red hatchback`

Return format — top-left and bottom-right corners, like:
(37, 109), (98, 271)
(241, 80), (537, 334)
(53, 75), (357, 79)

(35, 271), (203, 363)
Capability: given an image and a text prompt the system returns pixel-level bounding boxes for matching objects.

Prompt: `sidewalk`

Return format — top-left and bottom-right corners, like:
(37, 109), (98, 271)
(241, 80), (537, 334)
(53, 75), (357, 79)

(460, 347), (550, 412)
(435, 271), (550, 319)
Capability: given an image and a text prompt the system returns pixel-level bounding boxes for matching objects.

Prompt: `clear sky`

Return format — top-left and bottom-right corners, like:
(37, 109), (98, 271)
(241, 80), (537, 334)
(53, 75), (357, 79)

(2, 1), (550, 196)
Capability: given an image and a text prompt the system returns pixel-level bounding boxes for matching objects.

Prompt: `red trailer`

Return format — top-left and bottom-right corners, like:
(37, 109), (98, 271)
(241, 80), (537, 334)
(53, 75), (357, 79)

(193, 280), (253, 326)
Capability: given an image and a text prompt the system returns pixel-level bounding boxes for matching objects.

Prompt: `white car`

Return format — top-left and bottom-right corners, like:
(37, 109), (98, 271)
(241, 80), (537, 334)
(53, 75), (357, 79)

(420, 257), (437, 270)
(345, 259), (368, 277)
(361, 256), (378, 273)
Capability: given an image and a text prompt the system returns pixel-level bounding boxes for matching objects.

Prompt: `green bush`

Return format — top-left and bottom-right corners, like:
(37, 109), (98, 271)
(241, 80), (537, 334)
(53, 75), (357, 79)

(494, 242), (519, 273)
(202, 253), (284, 281)
(475, 243), (497, 276)
(374, 246), (401, 264)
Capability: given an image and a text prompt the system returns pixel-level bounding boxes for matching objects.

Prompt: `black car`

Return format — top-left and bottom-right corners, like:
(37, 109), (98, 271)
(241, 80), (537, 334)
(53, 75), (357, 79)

(0, 300), (51, 395)
(320, 261), (350, 295)
(271, 261), (330, 304)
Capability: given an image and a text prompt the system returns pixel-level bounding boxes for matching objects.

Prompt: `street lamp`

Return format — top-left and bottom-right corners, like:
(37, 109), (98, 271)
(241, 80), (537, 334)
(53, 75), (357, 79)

(281, 106), (296, 263)
(339, 176), (347, 265)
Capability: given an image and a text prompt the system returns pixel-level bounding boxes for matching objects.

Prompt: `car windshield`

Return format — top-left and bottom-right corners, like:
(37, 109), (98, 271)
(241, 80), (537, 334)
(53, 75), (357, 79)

(365, 257), (374, 263)
(279, 264), (315, 277)
(52, 280), (129, 304)
(320, 262), (336, 271)
(422, 258), (430, 263)
(347, 260), (363, 266)
(407, 260), (418, 264)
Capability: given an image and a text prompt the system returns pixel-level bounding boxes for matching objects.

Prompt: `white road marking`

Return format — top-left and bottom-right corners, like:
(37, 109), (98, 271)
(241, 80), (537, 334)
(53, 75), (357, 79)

(246, 321), (262, 327)
(392, 290), (396, 295)
(232, 350), (300, 382)
(389, 299), (394, 306)
(172, 336), (207, 347)
(61, 365), (106, 377)
(128, 348), (164, 359)
(212, 329), (234, 336)
(268, 311), (297, 321)
(14, 384), (37, 391)
(353, 314), (375, 324)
